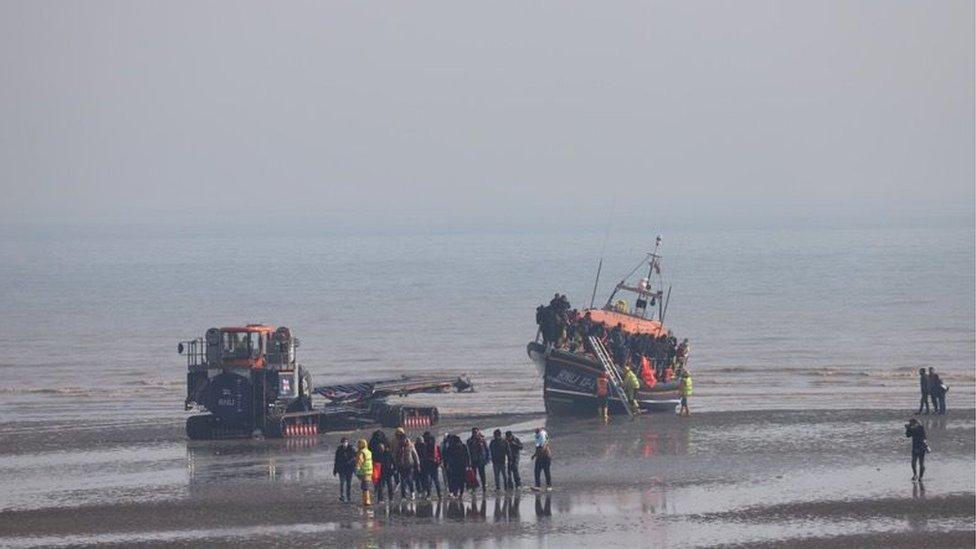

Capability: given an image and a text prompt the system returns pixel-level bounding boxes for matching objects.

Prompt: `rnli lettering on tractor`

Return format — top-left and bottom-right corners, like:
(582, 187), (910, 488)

(217, 387), (242, 410)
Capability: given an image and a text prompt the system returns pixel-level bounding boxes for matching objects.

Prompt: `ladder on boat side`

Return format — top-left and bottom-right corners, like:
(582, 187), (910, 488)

(587, 336), (637, 418)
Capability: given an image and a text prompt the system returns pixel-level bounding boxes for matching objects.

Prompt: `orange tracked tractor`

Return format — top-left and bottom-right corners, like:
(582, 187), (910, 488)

(179, 324), (473, 440)
(180, 324), (315, 439)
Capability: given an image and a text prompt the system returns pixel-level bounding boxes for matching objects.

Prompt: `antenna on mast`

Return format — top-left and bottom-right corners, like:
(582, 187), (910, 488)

(661, 285), (672, 323)
(589, 258), (603, 309)
(589, 196), (615, 309)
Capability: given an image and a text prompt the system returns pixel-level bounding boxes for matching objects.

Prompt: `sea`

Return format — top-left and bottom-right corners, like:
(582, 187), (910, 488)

(0, 218), (973, 428)
(1, 218), (974, 547)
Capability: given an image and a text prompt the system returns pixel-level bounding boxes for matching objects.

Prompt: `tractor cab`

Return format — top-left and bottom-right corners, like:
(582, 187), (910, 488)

(188, 324), (300, 370)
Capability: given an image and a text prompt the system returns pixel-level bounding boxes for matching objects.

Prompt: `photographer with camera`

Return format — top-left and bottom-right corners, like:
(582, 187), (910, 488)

(904, 418), (929, 481)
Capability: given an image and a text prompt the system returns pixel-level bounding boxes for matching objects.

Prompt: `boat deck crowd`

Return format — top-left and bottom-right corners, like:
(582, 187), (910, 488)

(536, 293), (689, 379)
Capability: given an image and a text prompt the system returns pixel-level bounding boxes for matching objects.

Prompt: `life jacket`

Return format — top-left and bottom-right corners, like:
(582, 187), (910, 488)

(640, 356), (657, 388)
(356, 448), (373, 479)
(596, 375), (609, 397)
(680, 376), (693, 396)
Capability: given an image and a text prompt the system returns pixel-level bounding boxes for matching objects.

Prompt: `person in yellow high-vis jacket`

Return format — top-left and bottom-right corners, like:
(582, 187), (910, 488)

(354, 439), (373, 506)
(679, 371), (693, 416)
(622, 367), (641, 411)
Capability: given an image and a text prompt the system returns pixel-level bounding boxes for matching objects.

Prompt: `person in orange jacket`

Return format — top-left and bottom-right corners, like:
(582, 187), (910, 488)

(640, 355), (657, 388)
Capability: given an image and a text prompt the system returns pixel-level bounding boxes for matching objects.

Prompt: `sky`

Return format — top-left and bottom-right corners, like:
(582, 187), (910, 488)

(0, 1), (973, 232)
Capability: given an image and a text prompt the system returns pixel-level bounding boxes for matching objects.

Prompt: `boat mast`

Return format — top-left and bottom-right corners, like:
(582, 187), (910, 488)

(590, 207), (614, 309)
(603, 236), (664, 320)
(661, 285), (672, 323)
(640, 236), (662, 320)
(589, 257), (604, 309)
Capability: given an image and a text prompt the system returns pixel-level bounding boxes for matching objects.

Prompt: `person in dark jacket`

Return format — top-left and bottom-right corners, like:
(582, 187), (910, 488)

(368, 430), (389, 457)
(413, 436), (428, 497)
(333, 437), (357, 502)
(928, 371), (948, 415)
(933, 374), (948, 415)
(444, 434), (471, 498)
(440, 432), (451, 485)
(905, 418), (929, 481)
(372, 442), (395, 502)
(504, 431), (523, 489)
(417, 431), (443, 499)
(915, 368), (930, 415)
(466, 427), (490, 494)
(488, 429), (511, 491)
(369, 429), (397, 486)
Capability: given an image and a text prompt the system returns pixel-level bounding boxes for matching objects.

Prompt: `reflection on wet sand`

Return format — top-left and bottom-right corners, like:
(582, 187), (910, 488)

(0, 410), (972, 548)
(373, 494), (538, 523)
(542, 414), (692, 460)
(186, 438), (323, 486)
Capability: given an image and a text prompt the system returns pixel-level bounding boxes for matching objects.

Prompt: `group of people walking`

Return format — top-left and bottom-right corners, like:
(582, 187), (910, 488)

(335, 426), (554, 507)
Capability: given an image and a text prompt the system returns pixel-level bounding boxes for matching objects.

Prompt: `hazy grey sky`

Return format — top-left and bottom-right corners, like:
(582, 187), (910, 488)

(1, 1), (972, 230)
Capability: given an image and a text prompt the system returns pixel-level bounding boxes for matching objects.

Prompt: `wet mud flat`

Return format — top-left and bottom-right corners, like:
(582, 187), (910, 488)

(0, 409), (973, 548)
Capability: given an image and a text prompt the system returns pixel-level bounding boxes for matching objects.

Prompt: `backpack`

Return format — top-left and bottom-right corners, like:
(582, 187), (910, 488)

(396, 440), (415, 467)
(537, 443), (553, 460)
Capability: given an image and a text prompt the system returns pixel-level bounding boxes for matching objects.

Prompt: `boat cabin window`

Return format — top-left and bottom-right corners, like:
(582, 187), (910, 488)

(222, 331), (263, 360)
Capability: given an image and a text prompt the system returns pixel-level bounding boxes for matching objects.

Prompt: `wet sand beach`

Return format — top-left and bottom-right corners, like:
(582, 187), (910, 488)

(1, 408), (972, 548)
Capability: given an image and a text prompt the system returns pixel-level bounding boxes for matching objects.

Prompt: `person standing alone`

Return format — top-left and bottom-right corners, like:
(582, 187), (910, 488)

(531, 427), (552, 491)
(905, 418), (929, 481)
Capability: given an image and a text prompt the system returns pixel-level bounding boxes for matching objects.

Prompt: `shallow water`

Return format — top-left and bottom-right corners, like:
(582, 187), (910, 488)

(0, 410), (972, 547)
(0, 222), (973, 546)
(0, 222), (972, 428)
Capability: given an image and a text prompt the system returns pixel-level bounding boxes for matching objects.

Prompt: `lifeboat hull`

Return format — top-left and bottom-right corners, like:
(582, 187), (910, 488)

(527, 342), (681, 415)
